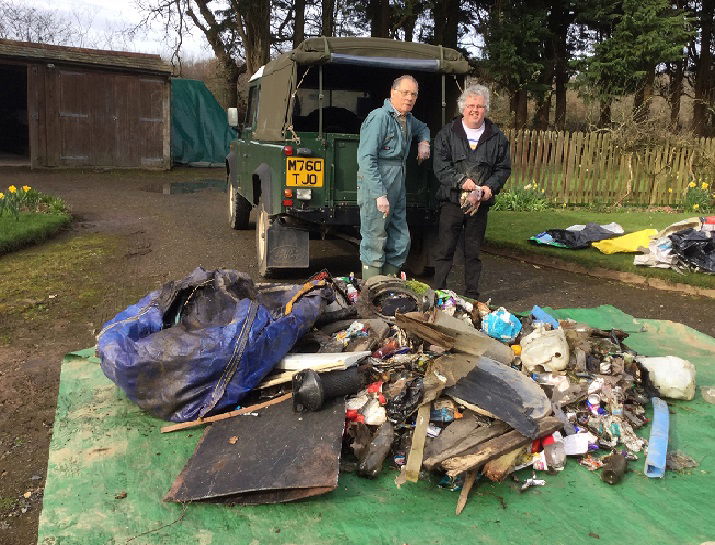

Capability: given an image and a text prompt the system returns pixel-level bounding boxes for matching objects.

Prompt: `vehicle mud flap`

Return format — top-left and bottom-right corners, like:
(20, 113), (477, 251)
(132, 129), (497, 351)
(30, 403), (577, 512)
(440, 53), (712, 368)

(266, 219), (310, 269)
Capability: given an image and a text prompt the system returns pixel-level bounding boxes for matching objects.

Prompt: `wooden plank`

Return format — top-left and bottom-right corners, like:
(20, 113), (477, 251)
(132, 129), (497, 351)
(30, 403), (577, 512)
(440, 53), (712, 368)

(483, 447), (524, 482)
(551, 131), (567, 198)
(455, 469), (478, 515)
(405, 403), (431, 482)
(394, 312), (455, 348)
(442, 417), (562, 477)
(160, 393), (293, 433)
(562, 131), (578, 204)
(423, 420), (511, 469)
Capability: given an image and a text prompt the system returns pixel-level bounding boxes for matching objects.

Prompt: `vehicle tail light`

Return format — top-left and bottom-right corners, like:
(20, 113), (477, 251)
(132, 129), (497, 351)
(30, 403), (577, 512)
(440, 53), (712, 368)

(284, 188), (293, 197)
(283, 145), (294, 156)
(296, 188), (312, 200)
(282, 199), (294, 207)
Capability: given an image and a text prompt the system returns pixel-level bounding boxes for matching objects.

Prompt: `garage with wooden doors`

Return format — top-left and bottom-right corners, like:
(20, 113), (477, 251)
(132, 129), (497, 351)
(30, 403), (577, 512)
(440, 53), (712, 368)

(0, 39), (172, 169)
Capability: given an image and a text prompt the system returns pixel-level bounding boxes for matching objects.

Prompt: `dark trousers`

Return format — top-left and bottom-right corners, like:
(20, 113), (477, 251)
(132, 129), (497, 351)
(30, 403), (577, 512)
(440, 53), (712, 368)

(432, 201), (489, 299)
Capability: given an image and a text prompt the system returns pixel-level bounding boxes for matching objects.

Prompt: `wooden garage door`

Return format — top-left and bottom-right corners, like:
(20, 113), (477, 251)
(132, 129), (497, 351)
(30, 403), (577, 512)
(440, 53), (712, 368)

(51, 68), (166, 167)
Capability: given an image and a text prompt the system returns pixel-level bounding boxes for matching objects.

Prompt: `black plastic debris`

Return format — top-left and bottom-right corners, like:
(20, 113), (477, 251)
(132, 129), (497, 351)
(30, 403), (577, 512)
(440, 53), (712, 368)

(165, 397), (345, 504)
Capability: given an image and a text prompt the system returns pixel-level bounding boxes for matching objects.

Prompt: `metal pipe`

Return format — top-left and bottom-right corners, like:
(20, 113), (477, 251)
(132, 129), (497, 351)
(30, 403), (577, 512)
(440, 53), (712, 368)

(319, 65), (323, 138)
(441, 74), (446, 127)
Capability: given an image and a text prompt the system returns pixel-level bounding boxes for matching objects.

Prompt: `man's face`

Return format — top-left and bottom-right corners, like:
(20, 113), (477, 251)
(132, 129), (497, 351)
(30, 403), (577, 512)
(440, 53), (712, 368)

(462, 95), (487, 129)
(390, 79), (419, 115)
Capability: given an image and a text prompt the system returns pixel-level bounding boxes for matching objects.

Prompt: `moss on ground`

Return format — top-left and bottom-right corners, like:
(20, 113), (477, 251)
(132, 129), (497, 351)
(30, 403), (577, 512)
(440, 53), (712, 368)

(0, 233), (122, 345)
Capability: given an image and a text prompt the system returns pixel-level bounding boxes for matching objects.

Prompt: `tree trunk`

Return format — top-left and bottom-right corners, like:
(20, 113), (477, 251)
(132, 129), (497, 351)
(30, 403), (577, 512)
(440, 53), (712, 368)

(633, 68), (655, 123)
(533, 92), (551, 130)
(322, 0), (334, 36)
(369, 0), (390, 38)
(669, 59), (685, 129)
(242, 0), (270, 76)
(293, 0), (305, 48)
(401, 0), (418, 41)
(512, 88), (528, 129)
(598, 99), (611, 128)
(694, 0), (714, 135)
(433, 0), (458, 49)
(551, 0), (569, 130)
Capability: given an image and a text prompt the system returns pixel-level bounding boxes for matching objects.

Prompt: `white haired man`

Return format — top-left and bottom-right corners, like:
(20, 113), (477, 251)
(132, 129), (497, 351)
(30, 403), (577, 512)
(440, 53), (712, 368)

(432, 83), (511, 300)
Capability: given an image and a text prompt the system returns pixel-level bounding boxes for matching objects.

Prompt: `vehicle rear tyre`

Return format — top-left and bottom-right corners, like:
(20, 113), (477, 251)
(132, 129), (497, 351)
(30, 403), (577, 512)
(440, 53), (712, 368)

(256, 202), (274, 278)
(229, 182), (252, 230)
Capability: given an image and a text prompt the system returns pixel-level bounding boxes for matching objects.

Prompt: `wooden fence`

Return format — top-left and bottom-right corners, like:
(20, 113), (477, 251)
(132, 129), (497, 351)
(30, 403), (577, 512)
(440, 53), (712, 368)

(504, 129), (715, 206)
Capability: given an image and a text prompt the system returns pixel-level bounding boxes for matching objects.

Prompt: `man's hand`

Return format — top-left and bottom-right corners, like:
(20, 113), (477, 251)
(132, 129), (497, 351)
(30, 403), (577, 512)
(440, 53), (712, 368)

(417, 141), (430, 163)
(462, 178), (477, 191)
(480, 185), (493, 201)
(376, 195), (390, 217)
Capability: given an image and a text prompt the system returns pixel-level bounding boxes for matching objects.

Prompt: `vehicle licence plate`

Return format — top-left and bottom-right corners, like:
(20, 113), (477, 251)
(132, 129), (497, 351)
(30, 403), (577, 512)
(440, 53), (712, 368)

(286, 158), (324, 187)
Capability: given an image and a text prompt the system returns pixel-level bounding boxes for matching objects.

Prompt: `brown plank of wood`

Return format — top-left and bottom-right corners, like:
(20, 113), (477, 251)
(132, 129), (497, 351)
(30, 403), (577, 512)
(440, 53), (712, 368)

(482, 447), (524, 482)
(455, 469), (478, 515)
(562, 131), (577, 204)
(57, 69), (91, 166)
(160, 393), (293, 433)
(113, 74), (140, 166)
(90, 70), (115, 166)
(394, 312), (455, 349)
(44, 65), (59, 167)
(553, 130), (564, 196)
(423, 420), (511, 469)
(442, 417), (562, 477)
(405, 403), (431, 482)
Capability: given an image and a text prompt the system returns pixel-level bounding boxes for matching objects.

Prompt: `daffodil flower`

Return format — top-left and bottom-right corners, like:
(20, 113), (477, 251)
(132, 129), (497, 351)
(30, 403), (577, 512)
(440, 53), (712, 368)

(688, 181), (696, 188)
(0, 192), (4, 200)
(693, 203), (700, 210)
(541, 188), (545, 193)
(702, 182), (709, 190)
(668, 188), (673, 193)
(22, 185), (31, 192)
(8, 185), (16, 193)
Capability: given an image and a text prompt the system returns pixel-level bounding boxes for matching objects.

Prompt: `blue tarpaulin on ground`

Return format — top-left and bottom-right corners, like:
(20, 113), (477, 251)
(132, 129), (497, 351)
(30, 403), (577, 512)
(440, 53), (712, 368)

(97, 267), (329, 422)
(170, 78), (237, 166)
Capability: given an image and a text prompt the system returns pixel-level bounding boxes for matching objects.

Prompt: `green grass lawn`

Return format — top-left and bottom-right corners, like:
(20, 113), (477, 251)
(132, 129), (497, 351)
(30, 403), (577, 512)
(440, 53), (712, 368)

(486, 210), (715, 289)
(0, 212), (72, 255)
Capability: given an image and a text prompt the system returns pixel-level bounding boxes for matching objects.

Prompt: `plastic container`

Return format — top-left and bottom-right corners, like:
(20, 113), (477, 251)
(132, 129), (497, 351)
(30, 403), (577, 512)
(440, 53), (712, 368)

(542, 433), (566, 469)
(358, 421), (394, 478)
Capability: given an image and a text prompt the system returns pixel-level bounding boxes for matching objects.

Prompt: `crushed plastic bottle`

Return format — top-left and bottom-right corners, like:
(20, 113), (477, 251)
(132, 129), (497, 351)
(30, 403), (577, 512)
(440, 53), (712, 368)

(358, 421), (394, 478)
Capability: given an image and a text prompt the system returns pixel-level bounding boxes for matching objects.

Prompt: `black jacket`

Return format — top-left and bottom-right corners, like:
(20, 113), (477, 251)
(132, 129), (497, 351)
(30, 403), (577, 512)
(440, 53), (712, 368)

(433, 117), (511, 205)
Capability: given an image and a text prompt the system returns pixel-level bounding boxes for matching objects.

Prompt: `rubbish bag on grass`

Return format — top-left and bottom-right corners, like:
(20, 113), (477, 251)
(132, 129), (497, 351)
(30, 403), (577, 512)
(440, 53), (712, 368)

(97, 267), (331, 422)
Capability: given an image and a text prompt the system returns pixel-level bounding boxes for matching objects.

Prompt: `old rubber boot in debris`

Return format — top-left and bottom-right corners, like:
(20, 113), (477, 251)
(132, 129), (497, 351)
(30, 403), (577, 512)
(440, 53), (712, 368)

(361, 263), (382, 281)
(381, 263), (400, 276)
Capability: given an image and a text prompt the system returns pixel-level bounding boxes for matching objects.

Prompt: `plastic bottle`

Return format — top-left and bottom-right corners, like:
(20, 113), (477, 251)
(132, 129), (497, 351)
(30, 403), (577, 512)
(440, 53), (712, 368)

(542, 433), (566, 469)
(601, 453), (627, 484)
(346, 284), (358, 304)
(371, 340), (399, 359)
(358, 421), (395, 478)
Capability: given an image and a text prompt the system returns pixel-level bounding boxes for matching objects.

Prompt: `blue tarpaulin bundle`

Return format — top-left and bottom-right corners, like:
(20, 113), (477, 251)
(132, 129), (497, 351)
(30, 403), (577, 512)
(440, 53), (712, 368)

(97, 267), (331, 422)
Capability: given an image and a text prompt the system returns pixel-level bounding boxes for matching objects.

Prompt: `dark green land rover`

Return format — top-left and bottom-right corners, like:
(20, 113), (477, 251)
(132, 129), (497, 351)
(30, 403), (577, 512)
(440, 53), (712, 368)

(226, 37), (469, 276)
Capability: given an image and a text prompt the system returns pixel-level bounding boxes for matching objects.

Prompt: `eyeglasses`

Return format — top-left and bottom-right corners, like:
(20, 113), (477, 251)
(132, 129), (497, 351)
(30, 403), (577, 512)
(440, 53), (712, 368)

(466, 104), (487, 110)
(396, 89), (418, 98)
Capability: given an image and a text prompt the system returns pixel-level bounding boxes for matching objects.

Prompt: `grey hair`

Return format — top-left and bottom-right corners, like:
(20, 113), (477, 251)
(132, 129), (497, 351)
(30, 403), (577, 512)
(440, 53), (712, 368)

(392, 75), (419, 90)
(457, 84), (490, 112)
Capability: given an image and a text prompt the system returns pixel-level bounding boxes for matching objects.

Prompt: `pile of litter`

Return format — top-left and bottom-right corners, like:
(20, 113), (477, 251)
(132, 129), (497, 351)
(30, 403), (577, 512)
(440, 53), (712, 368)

(96, 268), (698, 513)
(531, 216), (715, 275)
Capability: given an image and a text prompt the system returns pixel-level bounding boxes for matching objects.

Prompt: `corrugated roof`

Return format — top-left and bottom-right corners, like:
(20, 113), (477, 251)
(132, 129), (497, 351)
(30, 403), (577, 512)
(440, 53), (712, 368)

(0, 39), (172, 75)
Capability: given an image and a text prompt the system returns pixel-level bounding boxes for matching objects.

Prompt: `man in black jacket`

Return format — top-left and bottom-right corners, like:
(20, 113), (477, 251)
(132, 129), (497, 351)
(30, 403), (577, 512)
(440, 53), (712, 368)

(432, 83), (511, 300)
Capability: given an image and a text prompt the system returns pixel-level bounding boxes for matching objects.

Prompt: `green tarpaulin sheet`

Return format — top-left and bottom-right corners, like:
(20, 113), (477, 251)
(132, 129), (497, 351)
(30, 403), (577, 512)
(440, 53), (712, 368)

(171, 78), (236, 166)
(37, 305), (715, 545)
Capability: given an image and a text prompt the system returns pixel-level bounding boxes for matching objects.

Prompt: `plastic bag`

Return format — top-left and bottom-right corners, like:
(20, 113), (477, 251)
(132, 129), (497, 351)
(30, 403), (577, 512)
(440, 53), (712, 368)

(482, 307), (522, 343)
